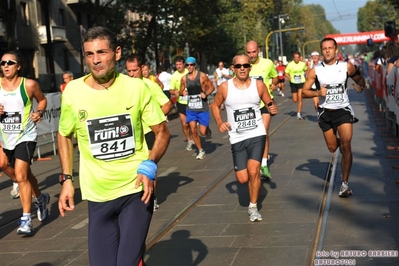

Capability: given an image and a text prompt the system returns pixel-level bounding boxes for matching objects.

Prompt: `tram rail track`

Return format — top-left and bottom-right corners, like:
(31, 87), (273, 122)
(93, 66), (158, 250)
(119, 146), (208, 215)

(145, 101), (338, 264)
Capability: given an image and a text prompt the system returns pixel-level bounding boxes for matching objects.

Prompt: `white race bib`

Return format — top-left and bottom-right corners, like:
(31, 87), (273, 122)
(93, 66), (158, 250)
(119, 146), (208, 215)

(188, 94), (203, 109)
(87, 114), (135, 161)
(325, 84), (345, 104)
(1, 111), (22, 133)
(233, 107), (257, 132)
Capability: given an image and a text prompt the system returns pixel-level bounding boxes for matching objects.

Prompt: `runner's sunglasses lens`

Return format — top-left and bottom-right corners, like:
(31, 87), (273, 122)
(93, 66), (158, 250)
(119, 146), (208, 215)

(234, 63), (251, 69)
(0, 60), (17, 66)
(185, 63), (195, 67)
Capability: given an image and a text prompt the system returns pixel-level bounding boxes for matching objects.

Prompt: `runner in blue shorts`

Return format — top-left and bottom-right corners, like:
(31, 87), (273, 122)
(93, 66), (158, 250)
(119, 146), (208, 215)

(179, 57), (214, 160)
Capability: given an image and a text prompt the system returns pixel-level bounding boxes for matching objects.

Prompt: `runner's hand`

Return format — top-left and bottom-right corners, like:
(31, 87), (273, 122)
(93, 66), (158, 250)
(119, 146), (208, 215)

(218, 122), (232, 133)
(58, 181), (75, 217)
(136, 173), (153, 204)
(319, 84), (327, 97)
(352, 83), (363, 93)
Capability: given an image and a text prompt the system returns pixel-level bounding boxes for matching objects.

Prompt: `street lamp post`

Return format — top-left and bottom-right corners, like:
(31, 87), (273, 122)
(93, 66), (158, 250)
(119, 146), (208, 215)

(278, 14), (288, 60)
(265, 27), (305, 59)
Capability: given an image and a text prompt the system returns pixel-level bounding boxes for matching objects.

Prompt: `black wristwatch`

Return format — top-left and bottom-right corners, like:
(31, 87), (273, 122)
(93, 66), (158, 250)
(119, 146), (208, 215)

(36, 110), (44, 118)
(59, 174), (74, 185)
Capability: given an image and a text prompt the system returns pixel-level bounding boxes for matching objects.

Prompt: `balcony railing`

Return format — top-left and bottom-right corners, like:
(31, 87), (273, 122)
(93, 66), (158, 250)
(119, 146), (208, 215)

(38, 25), (67, 44)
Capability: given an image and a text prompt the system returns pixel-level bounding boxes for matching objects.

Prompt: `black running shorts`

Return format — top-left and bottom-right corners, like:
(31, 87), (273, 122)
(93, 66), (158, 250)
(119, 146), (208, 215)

(176, 102), (187, 115)
(3, 141), (37, 168)
(317, 106), (358, 132)
(290, 82), (304, 93)
(231, 135), (266, 171)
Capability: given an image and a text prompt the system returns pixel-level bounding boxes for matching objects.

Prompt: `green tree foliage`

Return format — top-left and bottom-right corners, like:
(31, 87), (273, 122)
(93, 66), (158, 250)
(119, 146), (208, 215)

(84, 0), (344, 66)
(357, 0), (398, 32)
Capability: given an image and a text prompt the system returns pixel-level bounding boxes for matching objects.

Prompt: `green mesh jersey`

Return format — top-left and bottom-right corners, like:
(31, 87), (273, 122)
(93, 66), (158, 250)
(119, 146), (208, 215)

(58, 73), (165, 202)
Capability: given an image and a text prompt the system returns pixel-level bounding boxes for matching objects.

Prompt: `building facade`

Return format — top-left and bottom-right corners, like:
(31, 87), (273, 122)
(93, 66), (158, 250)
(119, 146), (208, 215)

(0, 0), (90, 92)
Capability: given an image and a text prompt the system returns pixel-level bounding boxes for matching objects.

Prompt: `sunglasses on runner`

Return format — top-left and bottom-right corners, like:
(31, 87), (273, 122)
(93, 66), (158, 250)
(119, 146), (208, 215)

(185, 63), (195, 67)
(234, 63), (251, 69)
(0, 60), (17, 66)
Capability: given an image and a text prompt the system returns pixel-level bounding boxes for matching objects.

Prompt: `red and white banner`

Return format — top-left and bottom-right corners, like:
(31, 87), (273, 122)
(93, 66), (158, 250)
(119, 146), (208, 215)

(325, 31), (391, 45)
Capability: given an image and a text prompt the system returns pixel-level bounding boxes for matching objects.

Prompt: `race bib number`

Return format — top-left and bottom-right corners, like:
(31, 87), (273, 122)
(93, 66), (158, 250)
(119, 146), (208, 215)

(325, 84), (344, 104)
(278, 71), (284, 76)
(1, 112), (22, 133)
(293, 75), (301, 83)
(188, 94), (203, 109)
(180, 95), (188, 101)
(250, 75), (264, 82)
(233, 107), (257, 132)
(87, 114), (135, 161)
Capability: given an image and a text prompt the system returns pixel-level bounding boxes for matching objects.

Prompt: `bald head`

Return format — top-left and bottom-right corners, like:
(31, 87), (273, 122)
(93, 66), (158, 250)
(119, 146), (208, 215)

(246, 40), (259, 64)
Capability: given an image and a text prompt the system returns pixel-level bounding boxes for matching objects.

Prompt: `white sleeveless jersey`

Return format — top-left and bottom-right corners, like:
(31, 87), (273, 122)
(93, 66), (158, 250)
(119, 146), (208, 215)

(0, 78), (37, 150)
(315, 61), (350, 109)
(225, 79), (265, 144)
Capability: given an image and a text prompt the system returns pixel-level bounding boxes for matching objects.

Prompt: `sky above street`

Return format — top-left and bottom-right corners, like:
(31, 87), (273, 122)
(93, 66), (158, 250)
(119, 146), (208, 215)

(303, 0), (369, 33)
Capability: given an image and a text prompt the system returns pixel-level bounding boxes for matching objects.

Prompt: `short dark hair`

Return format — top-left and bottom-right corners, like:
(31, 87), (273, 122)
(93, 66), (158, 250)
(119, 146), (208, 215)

(82, 26), (118, 52)
(126, 53), (145, 67)
(320, 38), (337, 50)
(2, 50), (25, 74)
(174, 56), (185, 64)
(293, 51), (301, 57)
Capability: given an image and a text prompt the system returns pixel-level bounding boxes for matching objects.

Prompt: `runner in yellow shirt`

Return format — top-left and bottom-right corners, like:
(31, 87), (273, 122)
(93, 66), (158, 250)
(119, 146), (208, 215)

(246, 40), (278, 180)
(285, 51), (307, 119)
(57, 26), (170, 265)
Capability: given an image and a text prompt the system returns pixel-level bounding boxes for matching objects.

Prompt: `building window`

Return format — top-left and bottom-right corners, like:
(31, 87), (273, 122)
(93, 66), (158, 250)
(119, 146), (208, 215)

(20, 2), (30, 26)
(59, 9), (65, 27)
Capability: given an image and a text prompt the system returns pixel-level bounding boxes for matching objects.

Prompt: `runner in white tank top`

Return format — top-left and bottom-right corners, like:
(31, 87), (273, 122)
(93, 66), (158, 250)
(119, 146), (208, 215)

(302, 38), (365, 198)
(212, 54), (277, 222)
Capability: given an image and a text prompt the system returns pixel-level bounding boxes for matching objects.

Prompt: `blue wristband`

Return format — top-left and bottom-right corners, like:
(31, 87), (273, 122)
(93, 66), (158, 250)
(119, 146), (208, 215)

(137, 160), (157, 181)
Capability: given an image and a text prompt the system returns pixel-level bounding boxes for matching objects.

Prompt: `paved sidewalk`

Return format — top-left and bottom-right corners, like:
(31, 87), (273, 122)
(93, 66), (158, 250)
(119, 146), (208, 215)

(0, 87), (398, 266)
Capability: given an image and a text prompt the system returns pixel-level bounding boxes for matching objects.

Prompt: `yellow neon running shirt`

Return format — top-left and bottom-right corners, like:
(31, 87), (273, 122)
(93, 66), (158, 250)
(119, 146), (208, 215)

(285, 61), (307, 84)
(58, 73), (165, 202)
(170, 69), (189, 104)
(142, 78), (169, 134)
(249, 57), (278, 106)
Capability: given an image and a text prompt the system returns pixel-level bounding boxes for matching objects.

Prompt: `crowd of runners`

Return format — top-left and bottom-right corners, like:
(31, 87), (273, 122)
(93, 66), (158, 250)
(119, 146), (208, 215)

(0, 25), (366, 265)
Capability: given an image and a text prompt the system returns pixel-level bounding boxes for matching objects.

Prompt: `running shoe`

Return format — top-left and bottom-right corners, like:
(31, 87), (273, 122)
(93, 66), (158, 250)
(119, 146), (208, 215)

(153, 198), (159, 211)
(339, 181), (353, 197)
(17, 216), (33, 235)
(297, 113), (303, 120)
(185, 140), (194, 151)
(260, 165), (272, 180)
(196, 149), (206, 160)
(281, 93), (285, 97)
(10, 182), (19, 199)
(248, 206), (263, 222)
(36, 193), (50, 222)
(206, 127), (212, 139)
